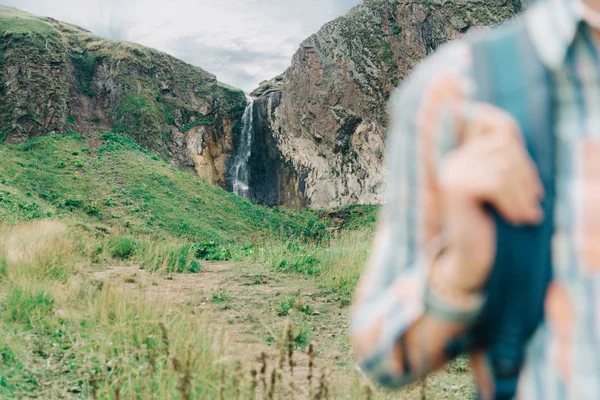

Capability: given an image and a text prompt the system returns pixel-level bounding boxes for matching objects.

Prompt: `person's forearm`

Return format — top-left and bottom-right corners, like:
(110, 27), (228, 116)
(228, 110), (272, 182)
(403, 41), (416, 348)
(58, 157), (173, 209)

(394, 249), (483, 379)
(399, 314), (467, 379)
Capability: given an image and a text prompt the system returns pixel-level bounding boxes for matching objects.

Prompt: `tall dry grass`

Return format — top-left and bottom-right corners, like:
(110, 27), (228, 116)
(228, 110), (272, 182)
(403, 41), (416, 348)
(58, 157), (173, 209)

(0, 220), (82, 282)
(317, 229), (375, 295)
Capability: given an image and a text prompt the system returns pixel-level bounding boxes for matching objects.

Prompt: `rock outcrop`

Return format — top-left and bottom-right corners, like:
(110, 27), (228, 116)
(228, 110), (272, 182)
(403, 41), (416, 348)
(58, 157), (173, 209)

(0, 6), (246, 189)
(250, 0), (520, 208)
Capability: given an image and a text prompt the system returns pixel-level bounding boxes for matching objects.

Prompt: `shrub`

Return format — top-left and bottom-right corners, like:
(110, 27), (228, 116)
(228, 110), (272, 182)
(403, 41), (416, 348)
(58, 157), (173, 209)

(166, 244), (201, 273)
(194, 241), (231, 261)
(64, 198), (83, 210)
(108, 236), (138, 260)
(136, 240), (201, 274)
(273, 243), (320, 276)
(70, 52), (101, 97)
(83, 203), (101, 216)
(181, 118), (213, 132)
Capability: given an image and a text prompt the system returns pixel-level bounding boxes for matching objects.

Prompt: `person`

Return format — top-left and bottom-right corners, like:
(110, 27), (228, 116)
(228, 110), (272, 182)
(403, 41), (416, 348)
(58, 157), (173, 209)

(351, 0), (600, 398)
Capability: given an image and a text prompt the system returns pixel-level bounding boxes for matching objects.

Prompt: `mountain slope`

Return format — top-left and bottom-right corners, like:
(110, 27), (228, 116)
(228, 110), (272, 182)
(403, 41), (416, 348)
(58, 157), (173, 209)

(0, 6), (246, 189)
(249, 0), (520, 208)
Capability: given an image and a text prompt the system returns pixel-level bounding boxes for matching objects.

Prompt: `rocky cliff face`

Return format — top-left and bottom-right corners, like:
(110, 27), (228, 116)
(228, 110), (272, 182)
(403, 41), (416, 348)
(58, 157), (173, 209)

(0, 6), (246, 189)
(250, 0), (520, 208)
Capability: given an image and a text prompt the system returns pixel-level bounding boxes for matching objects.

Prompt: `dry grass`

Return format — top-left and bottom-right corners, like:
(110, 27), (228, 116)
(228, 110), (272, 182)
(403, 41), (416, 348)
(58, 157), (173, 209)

(0, 220), (474, 399)
(1, 220), (82, 282)
(0, 220), (374, 399)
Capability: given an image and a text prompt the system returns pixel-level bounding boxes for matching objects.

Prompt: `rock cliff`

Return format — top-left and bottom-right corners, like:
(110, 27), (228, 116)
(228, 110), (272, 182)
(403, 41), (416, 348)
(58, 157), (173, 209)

(250, 0), (520, 208)
(0, 6), (246, 189)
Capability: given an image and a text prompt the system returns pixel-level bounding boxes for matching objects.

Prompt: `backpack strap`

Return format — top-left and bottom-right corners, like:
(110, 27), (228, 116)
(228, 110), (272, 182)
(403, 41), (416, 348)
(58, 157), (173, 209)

(460, 19), (556, 400)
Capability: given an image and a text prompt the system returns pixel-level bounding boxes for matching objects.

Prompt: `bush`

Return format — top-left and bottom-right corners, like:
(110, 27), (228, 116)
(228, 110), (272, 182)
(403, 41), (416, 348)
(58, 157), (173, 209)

(195, 241), (231, 261)
(166, 244), (201, 273)
(108, 236), (138, 260)
(273, 242), (320, 276)
(70, 52), (101, 97)
(83, 203), (101, 216)
(64, 198), (83, 210)
(181, 118), (214, 132)
(136, 240), (201, 274)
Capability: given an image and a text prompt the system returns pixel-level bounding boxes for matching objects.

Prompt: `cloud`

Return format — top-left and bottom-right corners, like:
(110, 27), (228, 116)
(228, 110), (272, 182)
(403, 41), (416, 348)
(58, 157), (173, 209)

(1, 0), (362, 91)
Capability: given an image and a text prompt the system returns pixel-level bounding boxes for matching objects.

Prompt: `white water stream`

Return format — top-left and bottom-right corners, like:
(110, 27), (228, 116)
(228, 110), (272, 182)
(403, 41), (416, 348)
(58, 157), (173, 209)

(232, 96), (255, 198)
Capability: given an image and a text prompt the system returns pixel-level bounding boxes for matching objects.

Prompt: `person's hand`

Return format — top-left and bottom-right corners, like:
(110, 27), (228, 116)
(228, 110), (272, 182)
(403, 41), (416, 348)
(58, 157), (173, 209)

(436, 103), (544, 292)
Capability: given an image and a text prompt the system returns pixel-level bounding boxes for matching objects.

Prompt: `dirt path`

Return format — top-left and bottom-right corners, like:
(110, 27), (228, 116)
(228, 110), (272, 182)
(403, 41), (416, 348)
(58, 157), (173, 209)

(90, 262), (475, 399)
(91, 261), (355, 397)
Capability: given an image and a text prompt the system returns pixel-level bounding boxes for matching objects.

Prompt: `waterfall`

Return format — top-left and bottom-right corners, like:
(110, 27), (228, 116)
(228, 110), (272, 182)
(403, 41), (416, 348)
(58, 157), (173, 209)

(232, 96), (255, 198)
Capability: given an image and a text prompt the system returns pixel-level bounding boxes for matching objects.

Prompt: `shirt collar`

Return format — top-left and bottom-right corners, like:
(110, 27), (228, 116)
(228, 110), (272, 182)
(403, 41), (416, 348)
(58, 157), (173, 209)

(525, 0), (586, 70)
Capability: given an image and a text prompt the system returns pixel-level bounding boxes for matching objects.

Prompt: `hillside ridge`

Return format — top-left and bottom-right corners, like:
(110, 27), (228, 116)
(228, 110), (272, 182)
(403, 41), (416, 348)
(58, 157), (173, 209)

(0, 5), (246, 190)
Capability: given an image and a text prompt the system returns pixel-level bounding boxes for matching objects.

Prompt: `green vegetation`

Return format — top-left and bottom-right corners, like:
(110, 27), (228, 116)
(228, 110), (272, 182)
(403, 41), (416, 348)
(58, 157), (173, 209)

(379, 40), (395, 67)
(181, 117), (214, 132)
(211, 290), (231, 304)
(70, 52), (101, 97)
(0, 132), (323, 242)
(115, 94), (166, 148)
(275, 295), (314, 317)
(0, 6), (58, 41)
(108, 235), (138, 260)
(0, 221), (239, 398)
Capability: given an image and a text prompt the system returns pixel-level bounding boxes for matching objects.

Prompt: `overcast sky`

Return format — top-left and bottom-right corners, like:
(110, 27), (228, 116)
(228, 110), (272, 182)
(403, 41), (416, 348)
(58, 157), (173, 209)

(1, 0), (362, 91)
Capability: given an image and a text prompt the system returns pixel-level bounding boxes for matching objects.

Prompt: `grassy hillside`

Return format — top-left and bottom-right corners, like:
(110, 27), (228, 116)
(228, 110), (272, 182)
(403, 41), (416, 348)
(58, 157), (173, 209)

(0, 132), (327, 241)
(0, 127), (381, 288)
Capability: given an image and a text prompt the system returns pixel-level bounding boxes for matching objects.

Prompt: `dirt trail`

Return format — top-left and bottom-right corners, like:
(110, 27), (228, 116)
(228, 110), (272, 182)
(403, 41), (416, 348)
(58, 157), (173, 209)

(91, 262), (475, 399)
(91, 261), (355, 397)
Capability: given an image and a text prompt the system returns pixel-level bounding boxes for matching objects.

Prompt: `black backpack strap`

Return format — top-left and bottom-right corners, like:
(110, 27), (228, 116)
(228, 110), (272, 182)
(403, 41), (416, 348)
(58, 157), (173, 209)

(456, 19), (556, 400)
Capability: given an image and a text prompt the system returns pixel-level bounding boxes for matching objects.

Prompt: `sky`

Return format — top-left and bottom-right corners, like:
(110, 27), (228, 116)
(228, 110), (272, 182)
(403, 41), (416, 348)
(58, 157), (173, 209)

(1, 0), (362, 92)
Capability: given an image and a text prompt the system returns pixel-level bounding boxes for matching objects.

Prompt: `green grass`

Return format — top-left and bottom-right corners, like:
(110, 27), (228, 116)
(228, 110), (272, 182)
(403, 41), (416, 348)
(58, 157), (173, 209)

(3, 287), (54, 328)
(0, 133), (328, 246)
(0, 7), (57, 37)
(255, 226), (376, 303)
(108, 235), (138, 260)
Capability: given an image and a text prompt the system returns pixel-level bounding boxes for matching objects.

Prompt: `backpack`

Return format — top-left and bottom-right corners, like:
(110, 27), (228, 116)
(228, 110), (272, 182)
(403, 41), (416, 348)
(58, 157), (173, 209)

(445, 18), (557, 400)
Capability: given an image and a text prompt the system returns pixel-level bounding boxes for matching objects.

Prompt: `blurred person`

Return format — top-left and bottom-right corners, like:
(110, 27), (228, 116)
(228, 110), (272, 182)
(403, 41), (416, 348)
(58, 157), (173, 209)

(352, 0), (600, 399)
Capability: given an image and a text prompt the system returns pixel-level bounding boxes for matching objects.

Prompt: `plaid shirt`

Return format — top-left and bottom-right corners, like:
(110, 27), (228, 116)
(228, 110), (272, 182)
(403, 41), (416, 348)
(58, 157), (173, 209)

(352, 0), (600, 398)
